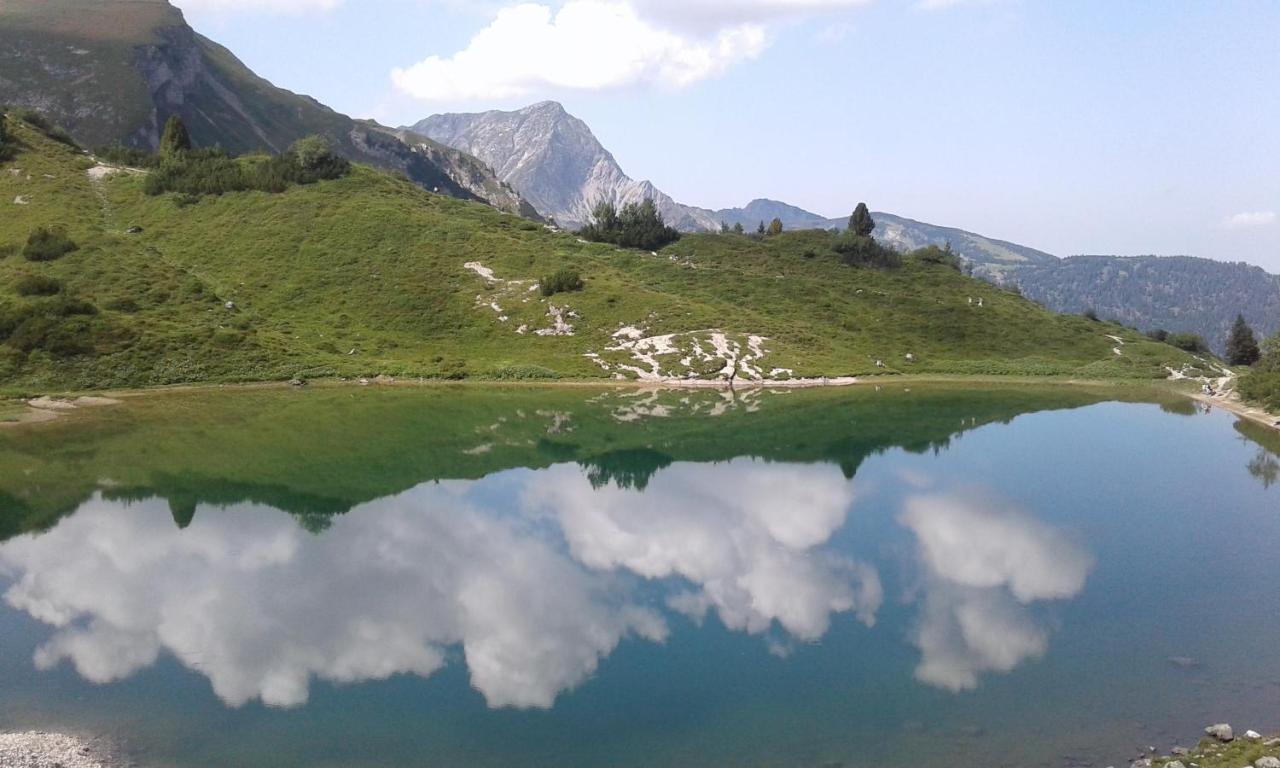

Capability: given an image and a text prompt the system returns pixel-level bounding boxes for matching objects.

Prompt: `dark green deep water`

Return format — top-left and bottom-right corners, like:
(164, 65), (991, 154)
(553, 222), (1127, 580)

(0, 384), (1277, 768)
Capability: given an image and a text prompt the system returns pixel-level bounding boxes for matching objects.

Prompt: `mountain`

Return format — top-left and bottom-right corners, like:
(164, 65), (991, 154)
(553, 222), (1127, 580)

(0, 114), (1203, 391)
(410, 103), (1060, 273)
(0, 0), (536, 218)
(410, 101), (718, 231)
(1011, 255), (1280, 353)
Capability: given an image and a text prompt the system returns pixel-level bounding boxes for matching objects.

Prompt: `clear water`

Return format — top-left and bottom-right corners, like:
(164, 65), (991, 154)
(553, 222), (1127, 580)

(0, 385), (1277, 768)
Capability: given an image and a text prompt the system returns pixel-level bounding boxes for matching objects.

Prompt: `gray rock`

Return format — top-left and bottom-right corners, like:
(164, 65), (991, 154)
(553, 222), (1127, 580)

(1204, 723), (1234, 742)
(1165, 761), (1186, 768)
(1171, 746), (1189, 755)
(1245, 730), (1263, 740)
(1255, 757), (1280, 768)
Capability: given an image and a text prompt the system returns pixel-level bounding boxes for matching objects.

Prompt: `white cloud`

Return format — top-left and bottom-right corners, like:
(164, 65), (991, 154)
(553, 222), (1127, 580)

(1224, 211), (1277, 230)
(392, 0), (871, 102)
(171, 0), (344, 15)
(899, 488), (1093, 691)
(393, 2), (765, 101)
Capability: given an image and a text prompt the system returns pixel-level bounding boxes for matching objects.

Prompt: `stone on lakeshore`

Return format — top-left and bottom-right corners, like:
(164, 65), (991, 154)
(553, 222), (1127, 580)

(1245, 730), (1262, 740)
(1255, 757), (1280, 768)
(1171, 746), (1189, 755)
(1165, 761), (1186, 768)
(1204, 723), (1234, 742)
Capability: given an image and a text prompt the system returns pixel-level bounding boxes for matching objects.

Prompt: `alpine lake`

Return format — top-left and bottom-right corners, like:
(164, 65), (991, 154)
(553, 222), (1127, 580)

(1, 382), (1277, 768)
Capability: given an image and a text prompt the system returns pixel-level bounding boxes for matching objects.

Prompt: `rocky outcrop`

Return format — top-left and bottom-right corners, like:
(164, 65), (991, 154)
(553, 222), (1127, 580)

(410, 101), (716, 231)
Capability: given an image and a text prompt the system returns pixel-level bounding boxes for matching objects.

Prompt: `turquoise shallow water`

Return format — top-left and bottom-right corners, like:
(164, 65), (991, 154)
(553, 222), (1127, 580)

(0, 386), (1277, 767)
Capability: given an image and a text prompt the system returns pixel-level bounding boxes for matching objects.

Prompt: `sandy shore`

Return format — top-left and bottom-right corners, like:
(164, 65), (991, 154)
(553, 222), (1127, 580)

(1192, 388), (1280, 432)
(0, 731), (129, 768)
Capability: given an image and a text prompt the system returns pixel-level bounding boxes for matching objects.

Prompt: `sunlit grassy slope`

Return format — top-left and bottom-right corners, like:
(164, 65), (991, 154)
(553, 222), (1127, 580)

(0, 117), (1207, 390)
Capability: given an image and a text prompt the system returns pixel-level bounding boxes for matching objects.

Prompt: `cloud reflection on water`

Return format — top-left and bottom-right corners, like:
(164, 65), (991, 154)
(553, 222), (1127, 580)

(0, 460), (879, 710)
(900, 488), (1094, 691)
(0, 460), (1092, 710)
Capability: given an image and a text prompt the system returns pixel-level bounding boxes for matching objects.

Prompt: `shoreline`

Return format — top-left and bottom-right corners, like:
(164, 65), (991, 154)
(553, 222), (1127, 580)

(1192, 388), (1280, 432)
(2, 373), (1276, 431)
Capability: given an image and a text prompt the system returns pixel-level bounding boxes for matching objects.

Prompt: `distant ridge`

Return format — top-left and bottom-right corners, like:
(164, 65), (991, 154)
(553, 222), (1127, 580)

(1012, 255), (1280, 353)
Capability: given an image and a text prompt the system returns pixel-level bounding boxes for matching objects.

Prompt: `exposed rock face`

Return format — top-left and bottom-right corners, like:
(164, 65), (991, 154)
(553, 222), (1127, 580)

(411, 101), (717, 231)
(0, 0), (538, 218)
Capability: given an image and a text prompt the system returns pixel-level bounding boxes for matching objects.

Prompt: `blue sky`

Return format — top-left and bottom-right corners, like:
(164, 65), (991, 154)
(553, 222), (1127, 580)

(174, 0), (1280, 269)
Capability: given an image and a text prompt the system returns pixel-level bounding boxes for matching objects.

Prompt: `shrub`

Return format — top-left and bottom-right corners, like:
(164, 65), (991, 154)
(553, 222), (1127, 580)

(22, 227), (78, 262)
(541, 267), (585, 296)
(95, 144), (160, 168)
(0, 113), (13, 161)
(1145, 328), (1169, 343)
(15, 274), (64, 296)
(0, 296), (99, 357)
(1082, 308), (1099, 321)
(579, 199), (681, 251)
(832, 232), (901, 269)
(144, 138), (349, 198)
(1166, 331), (1211, 355)
(12, 109), (76, 147)
(911, 244), (963, 271)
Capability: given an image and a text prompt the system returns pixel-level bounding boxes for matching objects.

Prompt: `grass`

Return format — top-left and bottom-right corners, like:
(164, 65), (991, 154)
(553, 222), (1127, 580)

(0, 116), (1210, 391)
(1153, 735), (1280, 768)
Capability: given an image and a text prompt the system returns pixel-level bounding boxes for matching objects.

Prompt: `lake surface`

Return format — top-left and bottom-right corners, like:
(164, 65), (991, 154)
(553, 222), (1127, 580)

(1, 384), (1278, 768)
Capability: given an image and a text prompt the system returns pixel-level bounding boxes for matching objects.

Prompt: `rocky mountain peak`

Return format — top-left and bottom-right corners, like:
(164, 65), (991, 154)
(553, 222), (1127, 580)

(410, 103), (716, 231)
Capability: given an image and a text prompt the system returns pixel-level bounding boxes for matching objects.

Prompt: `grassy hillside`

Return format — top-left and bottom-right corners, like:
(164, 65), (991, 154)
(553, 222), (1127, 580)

(0, 116), (1209, 391)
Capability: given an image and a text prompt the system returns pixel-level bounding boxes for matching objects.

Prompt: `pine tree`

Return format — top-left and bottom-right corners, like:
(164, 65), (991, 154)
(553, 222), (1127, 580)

(768, 218), (783, 236)
(757, 221), (766, 235)
(720, 221), (730, 233)
(159, 115), (192, 157)
(732, 222), (744, 234)
(849, 202), (875, 237)
(1226, 314), (1261, 366)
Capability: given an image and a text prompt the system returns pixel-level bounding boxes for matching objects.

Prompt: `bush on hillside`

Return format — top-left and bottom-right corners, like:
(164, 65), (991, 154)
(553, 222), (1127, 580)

(144, 136), (350, 198)
(11, 108), (76, 147)
(911, 243), (963, 271)
(1145, 328), (1169, 342)
(95, 144), (161, 169)
(0, 113), (13, 161)
(1082, 307), (1100, 321)
(14, 274), (64, 297)
(22, 227), (78, 262)
(579, 199), (681, 251)
(0, 296), (99, 357)
(541, 267), (585, 297)
(1166, 331), (1212, 356)
(832, 232), (901, 269)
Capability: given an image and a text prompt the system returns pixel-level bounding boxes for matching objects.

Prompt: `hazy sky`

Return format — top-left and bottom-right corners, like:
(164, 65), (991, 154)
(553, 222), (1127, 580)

(173, 0), (1279, 269)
